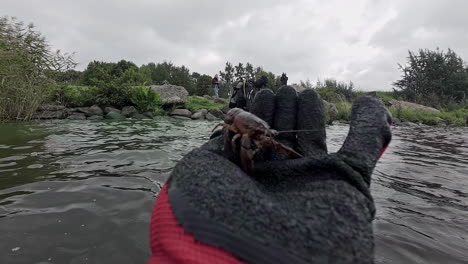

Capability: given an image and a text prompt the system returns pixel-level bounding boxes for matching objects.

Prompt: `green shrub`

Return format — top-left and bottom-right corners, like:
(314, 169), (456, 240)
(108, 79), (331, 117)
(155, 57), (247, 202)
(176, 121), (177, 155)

(130, 86), (162, 113)
(335, 101), (352, 121)
(185, 96), (224, 111)
(59, 85), (100, 107)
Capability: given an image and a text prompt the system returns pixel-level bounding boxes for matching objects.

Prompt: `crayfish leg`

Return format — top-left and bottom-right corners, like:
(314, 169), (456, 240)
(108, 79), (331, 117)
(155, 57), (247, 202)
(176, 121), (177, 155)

(240, 134), (255, 171)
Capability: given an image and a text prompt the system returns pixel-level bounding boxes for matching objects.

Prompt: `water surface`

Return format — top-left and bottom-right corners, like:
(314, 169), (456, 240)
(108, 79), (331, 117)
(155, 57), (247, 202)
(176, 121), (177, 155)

(0, 119), (467, 263)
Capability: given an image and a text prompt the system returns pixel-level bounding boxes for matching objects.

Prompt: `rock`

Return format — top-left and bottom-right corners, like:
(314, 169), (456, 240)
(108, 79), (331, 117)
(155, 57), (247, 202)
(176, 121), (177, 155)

(213, 97), (227, 104)
(322, 100), (338, 124)
(104, 107), (121, 114)
(148, 85), (189, 105)
(67, 113), (86, 120)
(39, 104), (65, 111)
(392, 118), (402, 125)
(105, 112), (126, 120)
(75, 105), (103, 117)
(191, 111), (205, 120)
(65, 108), (77, 115)
(142, 112), (154, 119)
(87, 116), (103, 120)
(389, 100), (440, 113)
(132, 113), (149, 120)
(88, 105), (103, 116)
(209, 109), (225, 119)
(172, 116), (192, 120)
(121, 106), (138, 117)
(170, 109), (192, 118)
(203, 95), (212, 100)
(31, 110), (65, 120)
(205, 113), (219, 121)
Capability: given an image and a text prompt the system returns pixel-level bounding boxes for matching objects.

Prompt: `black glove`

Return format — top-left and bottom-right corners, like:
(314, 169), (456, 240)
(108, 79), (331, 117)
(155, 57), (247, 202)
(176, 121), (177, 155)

(155, 86), (391, 264)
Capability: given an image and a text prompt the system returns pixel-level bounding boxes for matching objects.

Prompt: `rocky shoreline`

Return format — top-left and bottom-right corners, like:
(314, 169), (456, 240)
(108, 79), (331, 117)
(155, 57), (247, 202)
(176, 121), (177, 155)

(31, 104), (228, 121)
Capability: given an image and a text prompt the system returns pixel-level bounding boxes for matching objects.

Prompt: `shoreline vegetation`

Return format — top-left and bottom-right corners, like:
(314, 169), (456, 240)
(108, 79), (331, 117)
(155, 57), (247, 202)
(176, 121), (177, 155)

(1, 16), (467, 126)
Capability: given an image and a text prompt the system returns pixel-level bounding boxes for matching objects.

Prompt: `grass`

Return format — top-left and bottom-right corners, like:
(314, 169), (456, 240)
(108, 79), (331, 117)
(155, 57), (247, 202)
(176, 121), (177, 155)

(185, 96), (225, 111)
(335, 101), (352, 121)
(388, 107), (468, 126)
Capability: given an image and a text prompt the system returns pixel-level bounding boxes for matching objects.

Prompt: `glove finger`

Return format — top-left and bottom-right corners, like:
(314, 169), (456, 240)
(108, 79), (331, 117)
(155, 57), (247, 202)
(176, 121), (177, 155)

(296, 89), (327, 157)
(273, 86), (298, 147)
(337, 96), (392, 186)
(250, 89), (276, 127)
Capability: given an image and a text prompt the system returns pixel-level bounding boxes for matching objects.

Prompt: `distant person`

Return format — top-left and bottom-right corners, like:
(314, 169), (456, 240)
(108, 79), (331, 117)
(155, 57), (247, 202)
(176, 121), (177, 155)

(212, 74), (220, 98)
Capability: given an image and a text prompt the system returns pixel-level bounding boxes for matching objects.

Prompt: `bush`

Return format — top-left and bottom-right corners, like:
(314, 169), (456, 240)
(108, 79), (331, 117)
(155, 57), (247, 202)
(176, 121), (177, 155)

(185, 96), (224, 111)
(130, 86), (162, 113)
(335, 101), (352, 121)
(57, 85), (99, 107)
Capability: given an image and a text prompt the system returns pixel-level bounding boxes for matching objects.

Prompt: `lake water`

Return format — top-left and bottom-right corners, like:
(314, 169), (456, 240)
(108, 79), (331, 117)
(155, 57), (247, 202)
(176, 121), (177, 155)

(0, 119), (467, 264)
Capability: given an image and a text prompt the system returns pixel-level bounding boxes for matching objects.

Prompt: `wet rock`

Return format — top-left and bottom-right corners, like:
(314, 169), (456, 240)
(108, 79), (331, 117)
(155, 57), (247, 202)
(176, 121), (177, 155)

(205, 112), (219, 121)
(105, 112), (125, 120)
(31, 110), (65, 120)
(104, 107), (121, 114)
(121, 106), (138, 117)
(142, 112), (154, 119)
(67, 113), (86, 120)
(209, 109), (225, 119)
(170, 109), (192, 118)
(87, 116), (104, 120)
(148, 85), (189, 105)
(191, 111), (205, 120)
(132, 113), (149, 120)
(88, 105), (103, 116)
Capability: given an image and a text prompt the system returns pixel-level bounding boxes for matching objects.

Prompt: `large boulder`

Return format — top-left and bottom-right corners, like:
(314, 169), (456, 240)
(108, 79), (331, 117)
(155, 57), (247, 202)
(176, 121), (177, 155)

(170, 109), (192, 118)
(121, 106), (138, 117)
(148, 85), (189, 105)
(388, 100), (440, 113)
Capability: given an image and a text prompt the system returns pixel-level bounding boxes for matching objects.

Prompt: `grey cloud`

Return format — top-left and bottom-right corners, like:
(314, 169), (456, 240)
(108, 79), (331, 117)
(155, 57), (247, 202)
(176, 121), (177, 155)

(4, 0), (468, 90)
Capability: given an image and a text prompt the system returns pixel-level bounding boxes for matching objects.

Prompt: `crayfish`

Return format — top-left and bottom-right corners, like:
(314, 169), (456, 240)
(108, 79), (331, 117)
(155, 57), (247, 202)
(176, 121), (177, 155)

(214, 108), (303, 171)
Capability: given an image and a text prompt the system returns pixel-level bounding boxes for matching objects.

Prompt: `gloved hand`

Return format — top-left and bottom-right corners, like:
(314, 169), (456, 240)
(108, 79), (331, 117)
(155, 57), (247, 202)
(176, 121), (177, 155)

(148, 86), (392, 264)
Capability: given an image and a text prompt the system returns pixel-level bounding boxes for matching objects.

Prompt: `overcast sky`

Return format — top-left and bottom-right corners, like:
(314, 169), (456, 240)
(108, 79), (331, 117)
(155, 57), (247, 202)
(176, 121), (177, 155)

(4, 0), (468, 90)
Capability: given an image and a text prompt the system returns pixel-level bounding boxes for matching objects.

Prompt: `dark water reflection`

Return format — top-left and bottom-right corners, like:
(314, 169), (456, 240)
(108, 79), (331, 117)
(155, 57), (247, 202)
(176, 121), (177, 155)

(0, 119), (467, 263)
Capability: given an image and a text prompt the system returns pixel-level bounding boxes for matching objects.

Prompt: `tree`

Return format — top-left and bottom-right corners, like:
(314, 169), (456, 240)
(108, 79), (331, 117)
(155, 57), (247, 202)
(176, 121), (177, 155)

(219, 61), (234, 97)
(245, 63), (255, 81)
(234, 63), (245, 80)
(0, 16), (76, 120)
(195, 74), (212, 96)
(394, 48), (468, 107)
